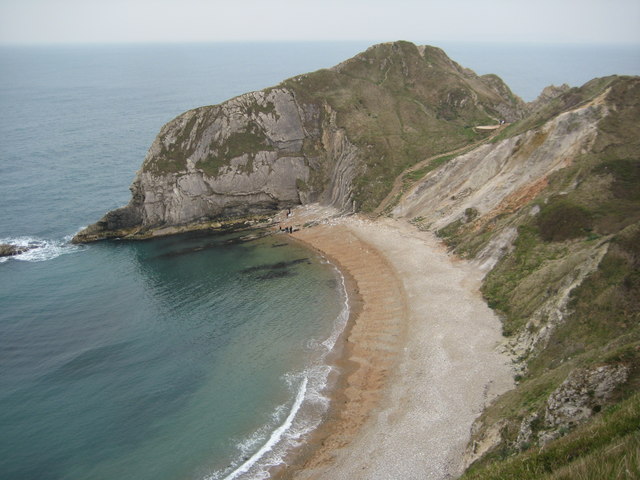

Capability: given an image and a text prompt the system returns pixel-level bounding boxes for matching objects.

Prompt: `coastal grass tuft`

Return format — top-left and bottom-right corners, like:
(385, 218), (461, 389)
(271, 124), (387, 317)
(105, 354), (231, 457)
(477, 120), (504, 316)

(536, 198), (593, 242)
(462, 392), (640, 480)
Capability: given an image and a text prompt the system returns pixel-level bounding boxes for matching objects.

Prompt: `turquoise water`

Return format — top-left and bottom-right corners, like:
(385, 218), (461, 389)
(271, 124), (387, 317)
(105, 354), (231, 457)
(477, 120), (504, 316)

(0, 231), (347, 480)
(1, 42), (638, 480)
(0, 43), (364, 480)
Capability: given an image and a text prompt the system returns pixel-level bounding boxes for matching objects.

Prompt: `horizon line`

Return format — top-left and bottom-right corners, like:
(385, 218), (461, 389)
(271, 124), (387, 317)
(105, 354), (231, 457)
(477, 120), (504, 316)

(2, 39), (640, 48)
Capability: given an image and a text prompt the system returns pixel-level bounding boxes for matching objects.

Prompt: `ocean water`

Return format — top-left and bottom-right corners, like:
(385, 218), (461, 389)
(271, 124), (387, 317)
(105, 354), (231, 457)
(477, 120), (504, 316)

(1, 42), (638, 480)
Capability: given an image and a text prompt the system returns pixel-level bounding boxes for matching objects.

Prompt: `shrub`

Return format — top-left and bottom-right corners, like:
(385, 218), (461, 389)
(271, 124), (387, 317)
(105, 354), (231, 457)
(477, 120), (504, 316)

(537, 198), (593, 242)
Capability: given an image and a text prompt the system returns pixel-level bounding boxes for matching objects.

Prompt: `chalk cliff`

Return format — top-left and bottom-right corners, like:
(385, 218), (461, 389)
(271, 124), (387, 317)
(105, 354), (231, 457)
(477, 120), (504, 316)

(74, 41), (525, 242)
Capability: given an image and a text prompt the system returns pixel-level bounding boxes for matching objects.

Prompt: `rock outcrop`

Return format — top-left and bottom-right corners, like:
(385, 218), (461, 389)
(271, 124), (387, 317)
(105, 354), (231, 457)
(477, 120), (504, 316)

(527, 83), (571, 112)
(0, 243), (31, 257)
(513, 363), (630, 450)
(74, 41), (526, 242)
(540, 364), (630, 442)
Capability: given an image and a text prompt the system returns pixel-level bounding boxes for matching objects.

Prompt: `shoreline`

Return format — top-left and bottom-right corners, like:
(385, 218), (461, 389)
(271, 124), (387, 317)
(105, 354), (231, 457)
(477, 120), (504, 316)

(272, 211), (514, 479)
(276, 222), (405, 479)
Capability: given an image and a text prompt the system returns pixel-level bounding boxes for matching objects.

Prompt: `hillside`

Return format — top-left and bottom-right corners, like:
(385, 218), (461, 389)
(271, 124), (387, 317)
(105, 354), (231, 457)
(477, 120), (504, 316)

(390, 74), (640, 478)
(73, 41), (524, 242)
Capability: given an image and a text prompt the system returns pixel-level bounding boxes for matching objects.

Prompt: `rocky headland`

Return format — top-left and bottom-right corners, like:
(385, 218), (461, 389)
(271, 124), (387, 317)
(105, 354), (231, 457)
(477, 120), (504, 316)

(73, 41), (526, 243)
(77, 41), (640, 479)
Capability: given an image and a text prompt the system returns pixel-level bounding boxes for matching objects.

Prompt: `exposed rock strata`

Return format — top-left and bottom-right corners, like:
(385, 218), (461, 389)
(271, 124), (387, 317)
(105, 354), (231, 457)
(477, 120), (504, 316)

(393, 89), (607, 232)
(74, 41), (525, 242)
(515, 363), (630, 449)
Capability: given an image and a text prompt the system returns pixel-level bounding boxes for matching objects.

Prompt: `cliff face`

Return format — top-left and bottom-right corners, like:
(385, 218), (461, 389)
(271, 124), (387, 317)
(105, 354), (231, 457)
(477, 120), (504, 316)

(74, 41), (525, 242)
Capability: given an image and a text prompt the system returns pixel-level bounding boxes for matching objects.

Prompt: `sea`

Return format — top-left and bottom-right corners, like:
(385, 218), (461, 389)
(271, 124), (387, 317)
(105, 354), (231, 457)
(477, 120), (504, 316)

(1, 41), (638, 480)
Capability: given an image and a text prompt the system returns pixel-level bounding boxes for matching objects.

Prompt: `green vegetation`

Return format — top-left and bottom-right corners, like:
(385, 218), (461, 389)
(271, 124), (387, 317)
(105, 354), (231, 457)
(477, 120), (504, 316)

(283, 41), (523, 211)
(481, 225), (574, 336)
(245, 99), (278, 119)
(462, 393), (640, 480)
(536, 198), (593, 242)
(404, 152), (458, 181)
(431, 76), (640, 476)
(198, 129), (272, 177)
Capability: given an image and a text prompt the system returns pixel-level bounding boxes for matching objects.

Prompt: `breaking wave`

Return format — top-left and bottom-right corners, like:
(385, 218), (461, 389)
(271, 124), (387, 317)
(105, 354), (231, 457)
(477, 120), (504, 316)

(0, 236), (83, 263)
(206, 262), (350, 480)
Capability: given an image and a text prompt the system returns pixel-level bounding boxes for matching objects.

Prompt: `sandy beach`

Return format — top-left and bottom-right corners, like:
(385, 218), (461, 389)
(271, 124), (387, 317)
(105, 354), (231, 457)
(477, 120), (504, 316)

(278, 208), (514, 479)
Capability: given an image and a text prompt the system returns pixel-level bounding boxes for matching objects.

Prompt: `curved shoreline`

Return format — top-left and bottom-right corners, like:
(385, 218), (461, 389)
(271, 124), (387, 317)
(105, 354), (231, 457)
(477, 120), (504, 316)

(280, 221), (408, 478)
(277, 213), (514, 479)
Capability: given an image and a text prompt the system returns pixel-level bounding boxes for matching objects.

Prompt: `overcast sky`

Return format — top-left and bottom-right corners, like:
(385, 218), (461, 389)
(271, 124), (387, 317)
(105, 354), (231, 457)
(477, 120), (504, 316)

(1, 0), (639, 45)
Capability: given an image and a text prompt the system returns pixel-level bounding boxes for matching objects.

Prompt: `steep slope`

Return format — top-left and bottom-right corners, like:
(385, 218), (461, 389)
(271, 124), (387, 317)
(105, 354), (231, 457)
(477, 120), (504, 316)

(391, 75), (640, 476)
(74, 41), (525, 242)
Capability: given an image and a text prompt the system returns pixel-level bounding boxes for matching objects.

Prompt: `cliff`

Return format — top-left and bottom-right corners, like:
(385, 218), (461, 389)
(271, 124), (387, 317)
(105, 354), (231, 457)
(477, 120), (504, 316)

(74, 41), (525, 242)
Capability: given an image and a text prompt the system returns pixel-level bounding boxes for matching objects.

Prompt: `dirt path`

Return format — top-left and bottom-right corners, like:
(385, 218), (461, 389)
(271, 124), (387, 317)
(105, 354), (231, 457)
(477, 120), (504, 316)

(372, 128), (504, 217)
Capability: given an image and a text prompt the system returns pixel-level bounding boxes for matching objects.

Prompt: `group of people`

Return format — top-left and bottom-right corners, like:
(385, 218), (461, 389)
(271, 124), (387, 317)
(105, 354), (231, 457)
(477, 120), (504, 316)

(280, 208), (294, 233)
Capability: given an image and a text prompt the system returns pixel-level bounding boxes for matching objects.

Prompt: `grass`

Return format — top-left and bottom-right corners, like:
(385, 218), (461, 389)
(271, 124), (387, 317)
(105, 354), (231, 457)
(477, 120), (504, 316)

(547, 432), (640, 480)
(480, 224), (572, 334)
(446, 76), (640, 478)
(197, 129), (272, 177)
(283, 41), (522, 212)
(537, 198), (594, 242)
(404, 152), (458, 182)
(527, 223), (640, 376)
(462, 393), (640, 480)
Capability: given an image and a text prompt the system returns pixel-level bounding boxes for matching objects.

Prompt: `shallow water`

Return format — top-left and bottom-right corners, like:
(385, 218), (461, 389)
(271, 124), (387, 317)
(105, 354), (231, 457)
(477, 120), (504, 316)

(0, 231), (347, 480)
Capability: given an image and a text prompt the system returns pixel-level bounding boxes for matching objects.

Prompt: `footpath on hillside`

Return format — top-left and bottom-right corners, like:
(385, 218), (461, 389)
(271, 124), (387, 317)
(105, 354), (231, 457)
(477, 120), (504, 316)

(373, 125), (505, 217)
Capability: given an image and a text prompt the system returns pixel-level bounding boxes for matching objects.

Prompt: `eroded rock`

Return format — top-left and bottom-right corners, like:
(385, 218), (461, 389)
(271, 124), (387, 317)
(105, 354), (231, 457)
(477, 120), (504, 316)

(0, 243), (32, 257)
(543, 364), (629, 434)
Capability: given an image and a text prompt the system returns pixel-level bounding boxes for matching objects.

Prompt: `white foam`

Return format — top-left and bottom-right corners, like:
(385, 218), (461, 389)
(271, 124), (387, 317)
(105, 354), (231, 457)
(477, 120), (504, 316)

(0, 236), (83, 263)
(321, 265), (350, 352)
(219, 377), (308, 480)
(208, 257), (351, 480)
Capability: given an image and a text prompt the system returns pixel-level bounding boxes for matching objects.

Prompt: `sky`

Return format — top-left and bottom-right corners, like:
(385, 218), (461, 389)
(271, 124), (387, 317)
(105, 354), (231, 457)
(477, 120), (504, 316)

(0, 0), (639, 45)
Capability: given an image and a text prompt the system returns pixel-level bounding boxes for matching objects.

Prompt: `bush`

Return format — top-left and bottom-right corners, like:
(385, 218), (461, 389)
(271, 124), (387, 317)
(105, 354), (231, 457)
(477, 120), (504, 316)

(537, 198), (593, 242)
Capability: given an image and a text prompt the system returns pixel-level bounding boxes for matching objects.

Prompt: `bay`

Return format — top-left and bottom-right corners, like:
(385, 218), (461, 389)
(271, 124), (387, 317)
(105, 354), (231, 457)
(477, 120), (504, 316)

(0, 41), (638, 480)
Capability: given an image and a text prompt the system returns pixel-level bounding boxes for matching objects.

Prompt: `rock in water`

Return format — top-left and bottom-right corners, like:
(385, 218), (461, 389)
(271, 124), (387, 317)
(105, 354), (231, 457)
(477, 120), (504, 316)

(0, 243), (31, 257)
